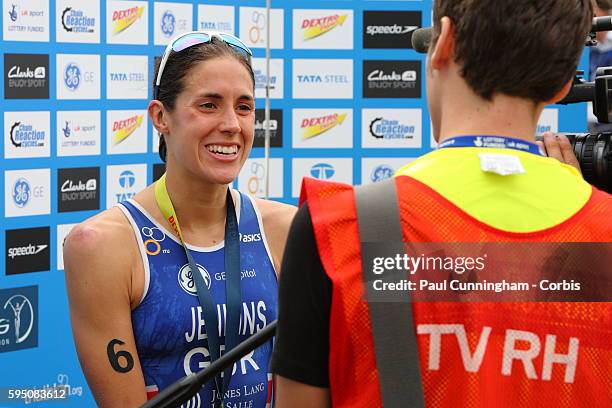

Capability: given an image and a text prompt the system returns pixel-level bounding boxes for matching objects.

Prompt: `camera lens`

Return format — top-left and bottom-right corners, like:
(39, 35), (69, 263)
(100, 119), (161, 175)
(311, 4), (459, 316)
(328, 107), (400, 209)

(567, 133), (612, 193)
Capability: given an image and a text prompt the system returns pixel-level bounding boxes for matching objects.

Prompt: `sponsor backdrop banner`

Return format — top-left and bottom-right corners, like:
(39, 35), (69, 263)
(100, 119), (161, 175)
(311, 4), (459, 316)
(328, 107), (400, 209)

(0, 0), (588, 406)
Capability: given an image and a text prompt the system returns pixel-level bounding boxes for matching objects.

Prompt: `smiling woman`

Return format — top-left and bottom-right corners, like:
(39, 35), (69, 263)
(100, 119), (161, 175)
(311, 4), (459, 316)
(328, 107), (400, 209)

(63, 32), (296, 408)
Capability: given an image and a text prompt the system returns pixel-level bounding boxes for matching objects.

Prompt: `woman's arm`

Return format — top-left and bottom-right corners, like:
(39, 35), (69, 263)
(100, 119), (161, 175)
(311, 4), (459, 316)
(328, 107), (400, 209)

(64, 210), (147, 407)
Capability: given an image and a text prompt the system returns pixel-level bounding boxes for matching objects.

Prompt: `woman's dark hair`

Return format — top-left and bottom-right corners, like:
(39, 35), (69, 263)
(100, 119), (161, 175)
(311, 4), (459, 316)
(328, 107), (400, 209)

(153, 38), (255, 162)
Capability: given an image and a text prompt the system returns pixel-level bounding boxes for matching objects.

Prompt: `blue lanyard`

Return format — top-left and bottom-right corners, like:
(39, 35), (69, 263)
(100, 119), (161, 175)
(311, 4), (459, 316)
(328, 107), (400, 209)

(154, 174), (241, 408)
(438, 135), (545, 156)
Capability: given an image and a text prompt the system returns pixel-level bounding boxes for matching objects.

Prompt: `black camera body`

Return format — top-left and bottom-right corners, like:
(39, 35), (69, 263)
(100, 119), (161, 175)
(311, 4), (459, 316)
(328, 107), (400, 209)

(560, 133), (612, 193)
(556, 17), (612, 193)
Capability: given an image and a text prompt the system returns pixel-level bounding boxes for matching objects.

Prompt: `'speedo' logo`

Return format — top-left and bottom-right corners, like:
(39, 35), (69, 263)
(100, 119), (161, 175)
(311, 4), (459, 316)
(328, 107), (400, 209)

(178, 263), (212, 295)
(64, 63), (81, 91)
(12, 178), (30, 208)
(161, 10), (175, 37)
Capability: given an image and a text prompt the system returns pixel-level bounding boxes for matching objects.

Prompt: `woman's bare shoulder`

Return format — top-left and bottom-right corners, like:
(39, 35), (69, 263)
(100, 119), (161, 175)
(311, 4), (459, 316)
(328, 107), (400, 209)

(255, 198), (297, 229)
(252, 198), (297, 274)
(65, 207), (134, 254)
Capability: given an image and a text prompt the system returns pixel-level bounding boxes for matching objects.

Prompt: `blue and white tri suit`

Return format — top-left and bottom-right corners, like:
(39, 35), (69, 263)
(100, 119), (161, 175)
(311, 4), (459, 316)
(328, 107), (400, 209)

(118, 191), (277, 408)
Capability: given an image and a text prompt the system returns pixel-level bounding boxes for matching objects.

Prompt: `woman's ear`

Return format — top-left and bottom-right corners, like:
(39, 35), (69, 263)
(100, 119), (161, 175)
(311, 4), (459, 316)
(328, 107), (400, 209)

(148, 100), (170, 135)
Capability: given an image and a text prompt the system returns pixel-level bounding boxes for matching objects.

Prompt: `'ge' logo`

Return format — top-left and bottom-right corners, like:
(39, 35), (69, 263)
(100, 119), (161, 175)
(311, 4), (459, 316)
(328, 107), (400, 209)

(12, 178), (30, 208)
(161, 11), (175, 37)
(64, 63), (81, 91)
(178, 263), (212, 295)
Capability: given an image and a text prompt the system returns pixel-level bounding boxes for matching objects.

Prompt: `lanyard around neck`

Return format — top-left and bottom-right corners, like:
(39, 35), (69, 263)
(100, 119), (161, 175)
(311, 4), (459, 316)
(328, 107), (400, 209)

(438, 135), (545, 156)
(154, 173), (242, 406)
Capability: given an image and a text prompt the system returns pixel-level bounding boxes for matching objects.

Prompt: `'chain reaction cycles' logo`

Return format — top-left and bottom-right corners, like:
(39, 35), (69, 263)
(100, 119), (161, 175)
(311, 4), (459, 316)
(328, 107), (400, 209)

(310, 163), (335, 180)
(369, 117), (415, 140)
(112, 114), (144, 145)
(371, 165), (394, 182)
(12, 178), (30, 208)
(61, 7), (95, 33)
(178, 263), (212, 295)
(10, 121), (45, 148)
(161, 10), (175, 37)
(254, 68), (277, 91)
(64, 63), (81, 91)
(112, 6), (144, 34)
(301, 113), (347, 140)
(301, 14), (347, 40)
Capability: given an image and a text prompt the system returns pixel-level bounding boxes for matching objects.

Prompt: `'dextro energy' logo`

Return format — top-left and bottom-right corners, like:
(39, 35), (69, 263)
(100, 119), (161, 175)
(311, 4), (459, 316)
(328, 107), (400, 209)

(112, 114), (144, 145)
(112, 6), (144, 34)
(301, 14), (347, 40)
(301, 113), (346, 140)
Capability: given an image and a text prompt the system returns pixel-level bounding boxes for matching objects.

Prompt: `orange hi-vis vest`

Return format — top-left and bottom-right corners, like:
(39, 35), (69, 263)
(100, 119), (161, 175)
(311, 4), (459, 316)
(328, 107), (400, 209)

(301, 175), (612, 408)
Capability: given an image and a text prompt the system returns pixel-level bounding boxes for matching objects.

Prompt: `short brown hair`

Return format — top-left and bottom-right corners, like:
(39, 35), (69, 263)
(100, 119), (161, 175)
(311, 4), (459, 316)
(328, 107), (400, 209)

(595, 0), (612, 11)
(432, 0), (593, 102)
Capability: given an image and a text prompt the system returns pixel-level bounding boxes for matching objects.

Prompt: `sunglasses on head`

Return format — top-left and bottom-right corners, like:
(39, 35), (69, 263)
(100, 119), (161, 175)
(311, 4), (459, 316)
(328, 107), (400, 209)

(154, 31), (253, 100)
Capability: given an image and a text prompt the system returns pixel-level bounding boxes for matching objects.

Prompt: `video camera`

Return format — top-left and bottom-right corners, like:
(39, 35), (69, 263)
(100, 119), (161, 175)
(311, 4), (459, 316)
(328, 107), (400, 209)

(553, 16), (612, 193)
(554, 67), (612, 194)
(412, 17), (612, 193)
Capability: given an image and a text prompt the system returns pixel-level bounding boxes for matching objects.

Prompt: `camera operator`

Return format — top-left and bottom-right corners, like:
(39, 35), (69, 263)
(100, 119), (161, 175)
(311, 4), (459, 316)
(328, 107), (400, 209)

(589, 0), (612, 131)
(271, 0), (612, 407)
(589, 0), (612, 81)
